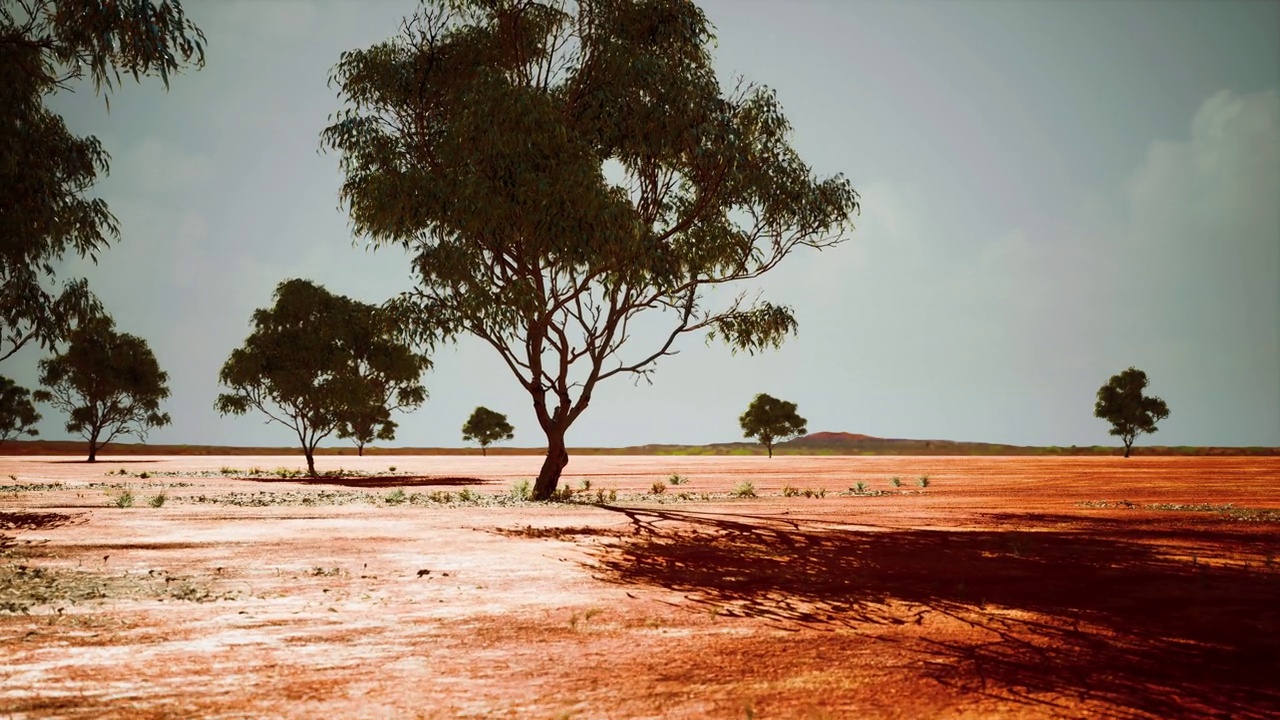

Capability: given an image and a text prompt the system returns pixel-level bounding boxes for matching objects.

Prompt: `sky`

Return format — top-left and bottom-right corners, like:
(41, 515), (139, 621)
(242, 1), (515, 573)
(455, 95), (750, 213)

(9, 0), (1279, 449)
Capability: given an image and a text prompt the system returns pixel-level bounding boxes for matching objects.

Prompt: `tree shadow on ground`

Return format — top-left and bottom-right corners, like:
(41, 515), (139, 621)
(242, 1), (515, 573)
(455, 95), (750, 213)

(259, 476), (497, 488)
(590, 507), (1280, 720)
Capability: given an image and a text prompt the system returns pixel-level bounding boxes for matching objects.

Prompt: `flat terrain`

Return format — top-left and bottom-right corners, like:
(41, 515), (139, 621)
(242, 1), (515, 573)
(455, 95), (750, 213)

(2, 455), (1278, 719)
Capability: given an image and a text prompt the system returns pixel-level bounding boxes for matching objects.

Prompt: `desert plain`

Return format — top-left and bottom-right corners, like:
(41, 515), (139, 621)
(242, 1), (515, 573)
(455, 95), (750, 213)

(1, 454), (1278, 719)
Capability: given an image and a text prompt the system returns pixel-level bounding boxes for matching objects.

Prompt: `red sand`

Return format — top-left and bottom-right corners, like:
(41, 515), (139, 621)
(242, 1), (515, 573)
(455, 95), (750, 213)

(2, 455), (1278, 719)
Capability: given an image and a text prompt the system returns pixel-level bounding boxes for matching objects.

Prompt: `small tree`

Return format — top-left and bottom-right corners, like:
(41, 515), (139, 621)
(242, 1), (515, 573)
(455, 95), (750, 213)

(33, 315), (171, 461)
(1094, 367), (1170, 458)
(216, 279), (429, 475)
(462, 406), (515, 456)
(739, 393), (807, 458)
(0, 375), (41, 445)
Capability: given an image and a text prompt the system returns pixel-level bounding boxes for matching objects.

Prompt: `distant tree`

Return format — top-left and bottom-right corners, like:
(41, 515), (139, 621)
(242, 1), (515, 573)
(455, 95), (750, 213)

(1094, 367), (1170, 458)
(0, 375), (41, 445)
(1, 0), (205, 362)
(739, 393), (807, 458)
(215, 280), (430, 476)
(323, 0), (859, 499)
(33, 315), (171, 461)
(462, 407), (514, 456)
(339, 405), (394, 458)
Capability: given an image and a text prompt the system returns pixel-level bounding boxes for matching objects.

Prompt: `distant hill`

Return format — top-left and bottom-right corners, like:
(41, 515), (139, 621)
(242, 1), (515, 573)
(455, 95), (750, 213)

(1, 435), (1276, 457)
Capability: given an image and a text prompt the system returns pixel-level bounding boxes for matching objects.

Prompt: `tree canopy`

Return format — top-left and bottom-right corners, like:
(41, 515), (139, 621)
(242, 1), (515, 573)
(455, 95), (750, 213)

(216, 279), (430, 475)
(1094, 367), (1170, 458)
(0, 374), (40, 445)
(323, 0), (859, 498)
(739, 393), (807, 458)
(33, 314), (171, 461)
(1, 0), (204, 363)
(462, 406), (515, 456)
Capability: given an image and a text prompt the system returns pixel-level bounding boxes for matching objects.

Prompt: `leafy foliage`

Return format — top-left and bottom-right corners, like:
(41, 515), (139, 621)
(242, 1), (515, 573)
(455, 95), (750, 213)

(322, 0), (859, 498)
(0, 0), (205, 362)
(0, 375), (40, 444)
(215, 279), (430, 475)
(32, 314), (171, 461)
(739, 393), (807, 458)
(461, 406), (515, 456)
(1094, 367), (1170, 458)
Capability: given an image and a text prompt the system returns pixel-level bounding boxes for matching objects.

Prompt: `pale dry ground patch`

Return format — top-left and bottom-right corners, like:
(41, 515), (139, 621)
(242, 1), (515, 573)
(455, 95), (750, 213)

(1, 455), (1278, 719)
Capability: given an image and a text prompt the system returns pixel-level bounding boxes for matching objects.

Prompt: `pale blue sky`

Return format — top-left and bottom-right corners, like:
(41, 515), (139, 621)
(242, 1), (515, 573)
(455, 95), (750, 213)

(12, 0), (1280, 448)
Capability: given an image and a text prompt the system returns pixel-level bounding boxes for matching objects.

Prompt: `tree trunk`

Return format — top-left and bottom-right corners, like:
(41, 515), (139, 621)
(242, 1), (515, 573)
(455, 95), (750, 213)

(532, 429), (568, 500)
(358, 443), (364, 457)
(87, 428), (100, 462)
(1124, 440), (1132, 459)
(481, 444), (487, 457)
(305, 448), (317, 477)
(766, 441), (773, 459)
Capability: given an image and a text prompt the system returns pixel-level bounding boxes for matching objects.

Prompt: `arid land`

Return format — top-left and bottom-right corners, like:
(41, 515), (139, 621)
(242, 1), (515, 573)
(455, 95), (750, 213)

(2, 455), (1278, 719)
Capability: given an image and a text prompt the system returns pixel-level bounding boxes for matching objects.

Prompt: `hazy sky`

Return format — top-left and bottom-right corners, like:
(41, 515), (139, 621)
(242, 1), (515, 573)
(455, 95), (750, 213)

(11, 0), (1279, 449)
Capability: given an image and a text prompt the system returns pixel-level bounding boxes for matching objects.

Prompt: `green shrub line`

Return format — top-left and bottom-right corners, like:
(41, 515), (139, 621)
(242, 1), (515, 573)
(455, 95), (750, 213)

(1075, 500), (1280, 522)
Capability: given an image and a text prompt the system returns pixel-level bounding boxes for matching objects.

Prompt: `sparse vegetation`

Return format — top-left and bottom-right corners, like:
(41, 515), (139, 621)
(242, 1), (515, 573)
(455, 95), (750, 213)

(667, 473), (689, 486)
(917, 475), (930, 488)
(1077, 500), (1280, 523)
(148, 492), (167, 508)
(510, 480), (532, 501)
(384, 488), (407, 505)
(852, 482), (868, 495)
(1, 481), (66, 493)
(890, 476), (902, 488)
(732, 481), (757, 498)
(650, 481), (666, 495)
(109, 489), (134, 508)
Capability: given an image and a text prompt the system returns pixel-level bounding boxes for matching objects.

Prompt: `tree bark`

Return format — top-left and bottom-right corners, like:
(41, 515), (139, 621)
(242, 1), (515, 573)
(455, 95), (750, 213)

(87, 428), (100, 462)
(358, 444), (364, 457)
(305, 448), (317, 477)
(1124, 439), (1132, 458)
(481, 445), (487, 457)
(532, 429), (568, 500)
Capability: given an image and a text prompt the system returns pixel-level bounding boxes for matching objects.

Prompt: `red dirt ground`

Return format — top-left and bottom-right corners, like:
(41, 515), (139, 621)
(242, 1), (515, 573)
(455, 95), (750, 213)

(2, 455), (1278, 719)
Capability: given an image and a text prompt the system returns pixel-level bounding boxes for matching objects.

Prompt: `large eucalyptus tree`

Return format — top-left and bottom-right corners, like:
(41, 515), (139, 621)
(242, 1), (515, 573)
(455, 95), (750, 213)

(323, 0), (859, 498)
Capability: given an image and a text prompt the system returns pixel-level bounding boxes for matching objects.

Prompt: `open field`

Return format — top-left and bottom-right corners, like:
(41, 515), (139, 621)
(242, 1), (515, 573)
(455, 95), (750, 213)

(2, 455), (1278, 719)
